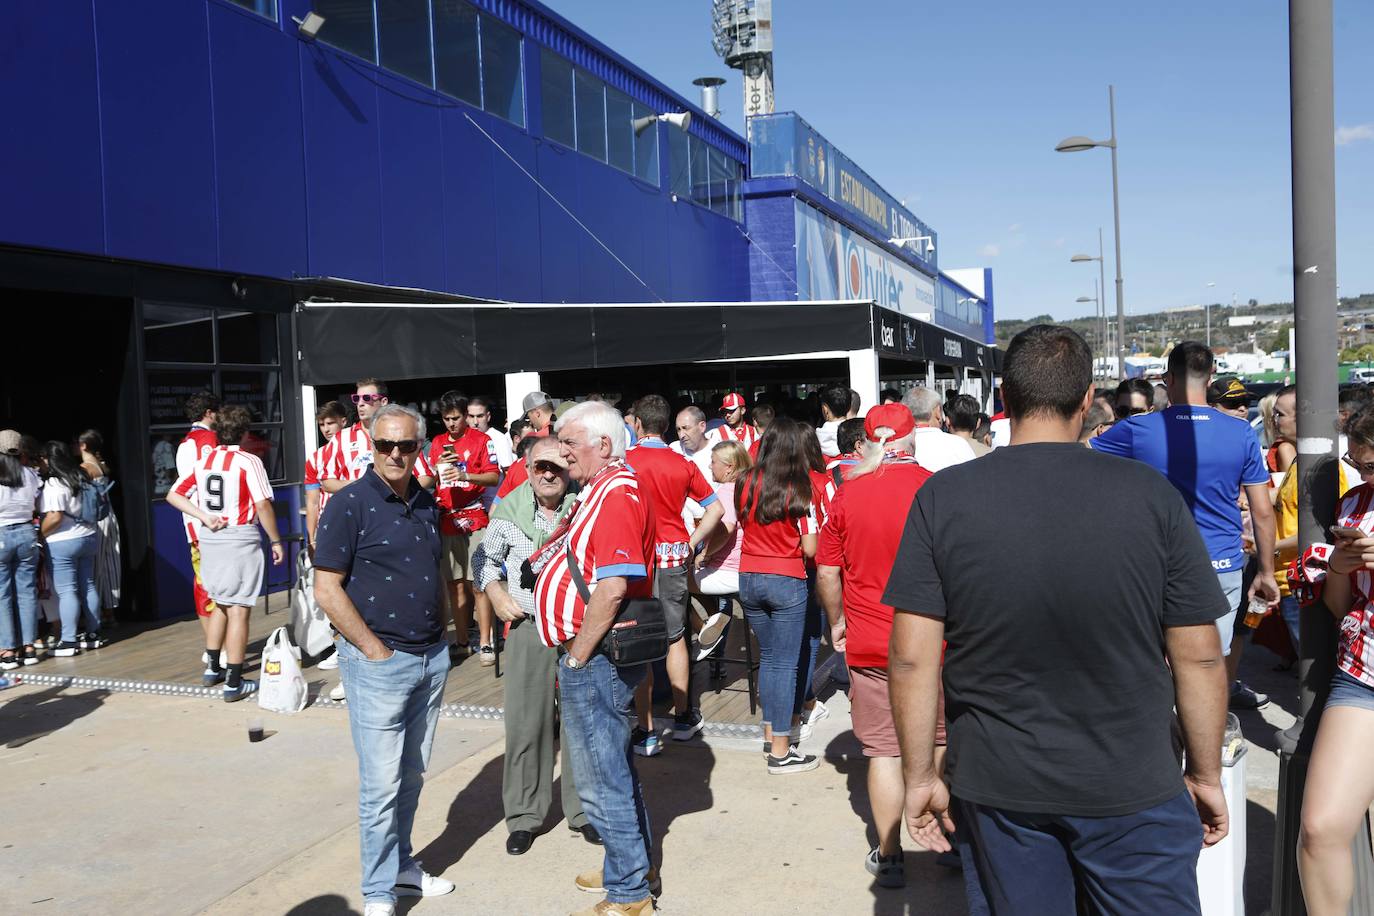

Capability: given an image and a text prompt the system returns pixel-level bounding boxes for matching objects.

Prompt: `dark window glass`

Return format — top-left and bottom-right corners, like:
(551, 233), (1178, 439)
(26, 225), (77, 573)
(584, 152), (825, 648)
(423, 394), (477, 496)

(223, 0), (277, 20)
(315, 0), (377, 62)
(218, 312), (279, 365)
(668, 125), (690, 199)
(690, 136), (710, 207)
(605, 86), (634, 174)
(480, 16), (524, 126)
(147, 370), (217, 426)
(433, 0), (480, 105)
(241, 426), (284, 482)
(144, 303), (214, 363)
(574, 69), (606, 161)
(378, 0), (433, 86)
(632, 102), (659, 185)
(710, 147), (731, 216)
(222, 370), (283, 423)
(540, 49), (575, 147)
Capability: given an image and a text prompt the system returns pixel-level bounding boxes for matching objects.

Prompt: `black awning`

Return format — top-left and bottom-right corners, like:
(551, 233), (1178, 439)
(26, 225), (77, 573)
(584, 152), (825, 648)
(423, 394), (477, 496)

(871, 306), (1001, 371)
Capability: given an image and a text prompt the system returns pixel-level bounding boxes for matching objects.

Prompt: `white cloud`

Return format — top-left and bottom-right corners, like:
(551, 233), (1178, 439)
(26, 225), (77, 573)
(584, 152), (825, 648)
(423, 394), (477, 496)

(1052, 237), (1066, 248)
(1336, 124), (1374, 146)
(978, 244), (1001, 258)
(1007, 223), (1022, 233)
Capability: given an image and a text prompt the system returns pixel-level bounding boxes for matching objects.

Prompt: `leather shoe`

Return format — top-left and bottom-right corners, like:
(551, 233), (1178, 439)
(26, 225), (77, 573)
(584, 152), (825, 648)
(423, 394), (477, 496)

(571, 822), (603, 845)
(506, 830), (535, 855)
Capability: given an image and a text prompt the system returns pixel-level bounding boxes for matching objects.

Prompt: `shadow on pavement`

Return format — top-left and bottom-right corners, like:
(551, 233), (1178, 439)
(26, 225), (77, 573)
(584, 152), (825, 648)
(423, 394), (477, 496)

(641, 738), (715, 877)
(284, 894), (361, 915)
(414, 754), (506, 874)
(0, 685), (109, 748)
(1246, 798), (1277, 914)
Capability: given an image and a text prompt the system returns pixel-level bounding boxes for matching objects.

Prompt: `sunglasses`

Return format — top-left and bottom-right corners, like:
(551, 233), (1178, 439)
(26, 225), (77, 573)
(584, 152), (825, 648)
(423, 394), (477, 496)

(351, 393), (387, 404)
(1113, 405), (1148, 419)
(532, 461), (565, 475)
(1345, 452), (1374, 476)
(374, 438), (419, 455)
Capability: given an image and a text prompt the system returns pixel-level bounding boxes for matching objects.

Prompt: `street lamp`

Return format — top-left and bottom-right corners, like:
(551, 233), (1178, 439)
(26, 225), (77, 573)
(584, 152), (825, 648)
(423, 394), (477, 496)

(1205, 281), (1216, 347)
(1077, 283), (1102, 377)
(1071, 227), (1109, 373)
(1057, 85), (1126, 379)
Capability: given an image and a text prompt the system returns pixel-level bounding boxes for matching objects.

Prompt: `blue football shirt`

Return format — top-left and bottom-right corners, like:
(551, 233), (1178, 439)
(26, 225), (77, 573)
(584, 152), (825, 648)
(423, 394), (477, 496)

(1091, 405), (1268, 571)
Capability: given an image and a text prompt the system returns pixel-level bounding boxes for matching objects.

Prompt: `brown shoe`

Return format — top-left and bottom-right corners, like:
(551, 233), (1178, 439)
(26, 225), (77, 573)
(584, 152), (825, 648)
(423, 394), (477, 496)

(569, 898), (654, 916)
(574, 867), (660, 896)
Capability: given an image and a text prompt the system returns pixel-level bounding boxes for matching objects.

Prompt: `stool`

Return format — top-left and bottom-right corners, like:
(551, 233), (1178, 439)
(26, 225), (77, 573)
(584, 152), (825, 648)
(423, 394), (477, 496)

(702, 594), (758, 715)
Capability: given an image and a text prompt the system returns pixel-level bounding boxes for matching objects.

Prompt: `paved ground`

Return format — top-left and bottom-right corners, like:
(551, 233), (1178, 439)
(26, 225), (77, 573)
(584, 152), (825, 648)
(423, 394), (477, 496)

(0, 645), (1306, 915)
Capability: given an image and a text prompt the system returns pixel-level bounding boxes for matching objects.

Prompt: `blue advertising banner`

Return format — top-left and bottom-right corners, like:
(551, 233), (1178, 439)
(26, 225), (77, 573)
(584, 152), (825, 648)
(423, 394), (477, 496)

(795, 201), (936, 318)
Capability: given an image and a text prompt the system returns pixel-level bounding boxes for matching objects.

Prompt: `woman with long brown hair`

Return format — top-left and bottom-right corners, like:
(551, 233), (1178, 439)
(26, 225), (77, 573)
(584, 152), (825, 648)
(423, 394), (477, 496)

(735, 417), (820, 774)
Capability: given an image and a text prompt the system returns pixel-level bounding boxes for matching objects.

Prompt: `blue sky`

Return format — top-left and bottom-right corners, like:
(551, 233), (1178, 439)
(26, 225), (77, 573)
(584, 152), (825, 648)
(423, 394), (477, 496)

(544, 0), (1374, 322)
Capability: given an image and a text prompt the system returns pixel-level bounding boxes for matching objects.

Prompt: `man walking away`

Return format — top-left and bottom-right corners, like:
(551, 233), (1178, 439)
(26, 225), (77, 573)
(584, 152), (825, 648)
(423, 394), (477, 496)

(904, 388), (976, 472)
(887, 325), (1231, 914)
(176, 391), (221, 665)
(816, 385), (852, 459)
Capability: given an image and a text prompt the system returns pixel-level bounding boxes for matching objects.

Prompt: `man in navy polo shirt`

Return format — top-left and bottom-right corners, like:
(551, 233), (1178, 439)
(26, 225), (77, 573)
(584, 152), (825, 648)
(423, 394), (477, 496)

(314, 404), (454, 916)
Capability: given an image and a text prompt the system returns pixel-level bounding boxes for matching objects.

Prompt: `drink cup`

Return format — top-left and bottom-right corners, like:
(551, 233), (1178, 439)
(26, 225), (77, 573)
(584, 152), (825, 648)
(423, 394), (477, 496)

(248, 718), (265, 743)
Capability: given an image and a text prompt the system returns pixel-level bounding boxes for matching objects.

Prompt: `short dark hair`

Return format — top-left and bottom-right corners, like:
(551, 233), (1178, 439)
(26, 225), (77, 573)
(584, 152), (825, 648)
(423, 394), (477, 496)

(1081, 402), (1114, 439)
(439, 390), (469, 416)
(1347, 404), (1374, 448)
(880, 388), (902, 404)
(837, 417), (866, 455)
(515, 435), (539, 459)
(848, 389), (862, 415)
(1002, 325), (1093, 421)
(467, 395), (493, 413)
(184, 390), (220, 423)
(509, 418), (532, 439)
(316, 400), (348, 422)
(1116, 378), (1154, 405)
(77, 429), (104, 455)
(355, 377), (388, 397)
(632, 394), (671, 435)
(1167, 341), (1213, 383)
(1340, 385), (1373, 417)
(214, 404), (253, 445)
(946, 394), (981, 433)
(751, 403), (775, 427)
(820, 385), (851, 420)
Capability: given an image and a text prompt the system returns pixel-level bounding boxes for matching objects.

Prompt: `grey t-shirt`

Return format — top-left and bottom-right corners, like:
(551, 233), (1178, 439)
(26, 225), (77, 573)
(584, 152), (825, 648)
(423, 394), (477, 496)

(883, 442), (1228, 817)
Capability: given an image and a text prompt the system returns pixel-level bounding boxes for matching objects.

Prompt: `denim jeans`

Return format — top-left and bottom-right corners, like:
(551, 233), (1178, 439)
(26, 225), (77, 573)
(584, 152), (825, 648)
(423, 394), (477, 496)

(799, 568), (824, 709)
(49, 534), (100, 644)
(1278, 594), (1301, 656)
(738, 571), (810, 737)
(558, 652), (652, 903)
(0, 523), (40, 650)
(338, 637), (450, 905)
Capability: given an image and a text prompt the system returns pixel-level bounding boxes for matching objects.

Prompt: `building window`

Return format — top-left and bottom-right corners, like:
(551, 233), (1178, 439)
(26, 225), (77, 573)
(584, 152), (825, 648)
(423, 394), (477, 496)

(315, 0), (377, 62)
(605, 86), (635, 175)
(433, 1), (481, 106)
(574, 69), (606, 162)
(540, 49), (575, 147)
(668, 126), (691, 199)
(378, 0), (434, 86)
(221, 0), (277, 19)
(633, 101), (659, 185)
(690, 135), (710, 208)
(479, 16), (525, 126)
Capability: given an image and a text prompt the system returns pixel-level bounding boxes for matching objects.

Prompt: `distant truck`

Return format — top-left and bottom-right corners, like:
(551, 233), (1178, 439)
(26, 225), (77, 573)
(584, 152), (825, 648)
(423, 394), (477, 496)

(1351, 367), (1374, 384)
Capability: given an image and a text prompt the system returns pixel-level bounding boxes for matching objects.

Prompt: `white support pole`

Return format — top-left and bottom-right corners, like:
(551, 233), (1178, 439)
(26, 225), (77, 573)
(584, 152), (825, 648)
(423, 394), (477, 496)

(504, 371), (541, 426)
(301, 385), (318, 452)
(847, 348), (880, 414)
(925, 362), (936, 389)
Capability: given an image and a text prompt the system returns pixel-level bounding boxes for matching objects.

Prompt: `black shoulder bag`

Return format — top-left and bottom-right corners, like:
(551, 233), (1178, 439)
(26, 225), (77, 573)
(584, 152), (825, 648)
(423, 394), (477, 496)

(565, 545), (669, 667)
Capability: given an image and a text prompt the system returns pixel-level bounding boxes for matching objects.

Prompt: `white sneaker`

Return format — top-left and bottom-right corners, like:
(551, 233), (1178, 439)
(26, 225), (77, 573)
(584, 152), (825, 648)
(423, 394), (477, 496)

(695, 612), (730, 661)
(329, 683), (347, 702)
(805, 700), (830, 726)
(317, 652), (339, 670)
(395, 861), (454, 897)
(363, 903), (395, 916)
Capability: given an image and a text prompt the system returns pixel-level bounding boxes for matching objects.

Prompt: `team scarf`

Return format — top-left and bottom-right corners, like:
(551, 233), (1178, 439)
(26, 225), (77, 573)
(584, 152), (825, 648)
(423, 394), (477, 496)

(524, 460), (625, 577)
(489, 479), (574, 550)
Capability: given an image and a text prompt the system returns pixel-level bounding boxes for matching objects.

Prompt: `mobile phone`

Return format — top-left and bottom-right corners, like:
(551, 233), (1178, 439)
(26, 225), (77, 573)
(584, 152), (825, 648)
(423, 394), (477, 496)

(441, 445), (457, 460)
(1329, 525), (1370, 541)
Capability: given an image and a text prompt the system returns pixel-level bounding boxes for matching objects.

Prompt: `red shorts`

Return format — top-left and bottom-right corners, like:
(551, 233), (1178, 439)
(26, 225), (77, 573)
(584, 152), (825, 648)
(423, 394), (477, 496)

(189, 540), (218, 618)
(848, 665), (946, 758)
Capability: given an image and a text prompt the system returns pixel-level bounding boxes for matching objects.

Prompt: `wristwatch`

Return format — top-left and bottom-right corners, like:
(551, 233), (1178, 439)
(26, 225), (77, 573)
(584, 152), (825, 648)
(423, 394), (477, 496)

(564, 653), (586, 670)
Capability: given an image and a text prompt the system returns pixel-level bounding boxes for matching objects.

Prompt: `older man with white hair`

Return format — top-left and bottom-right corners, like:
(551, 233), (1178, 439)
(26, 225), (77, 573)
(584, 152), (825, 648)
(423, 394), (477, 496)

(530, 400), (658, 916)
(313, 403), (454, 916)
(905, 387), (976, 472)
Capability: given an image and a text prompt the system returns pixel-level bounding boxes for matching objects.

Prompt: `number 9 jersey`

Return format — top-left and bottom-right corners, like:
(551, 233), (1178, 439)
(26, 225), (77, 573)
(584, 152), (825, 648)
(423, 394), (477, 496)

(172, 444), (274, 527)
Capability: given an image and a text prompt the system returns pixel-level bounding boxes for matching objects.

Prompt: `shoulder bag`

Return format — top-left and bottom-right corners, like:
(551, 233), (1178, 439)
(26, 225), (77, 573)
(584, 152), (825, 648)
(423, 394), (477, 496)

(566, 545), (668, 667)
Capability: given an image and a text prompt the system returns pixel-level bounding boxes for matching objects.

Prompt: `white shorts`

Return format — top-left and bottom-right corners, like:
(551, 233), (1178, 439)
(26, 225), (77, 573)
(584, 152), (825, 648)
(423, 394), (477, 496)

(694, 564), (739, 596)
(197, 526), (265, 608)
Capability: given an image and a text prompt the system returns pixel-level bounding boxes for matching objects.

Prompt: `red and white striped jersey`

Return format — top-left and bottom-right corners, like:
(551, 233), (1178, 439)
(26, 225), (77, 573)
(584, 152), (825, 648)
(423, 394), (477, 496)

(535, 461), (655, 648)
(720, 422), (760, 450)
(176, 424), (219, 542)
(303, 441), (334, 509)
(317, 423), (435, 487)
(1335, 483), (1374, 687)
(173, 445), (273, 527)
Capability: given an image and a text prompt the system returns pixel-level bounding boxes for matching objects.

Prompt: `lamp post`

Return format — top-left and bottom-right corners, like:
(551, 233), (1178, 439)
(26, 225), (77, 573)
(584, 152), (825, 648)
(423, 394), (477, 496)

(1057, 87), (1126, 379)
(1071, 227), (1109, 375)
(1077, 284), (1100, 377)
(1205, 281), (1217, 347)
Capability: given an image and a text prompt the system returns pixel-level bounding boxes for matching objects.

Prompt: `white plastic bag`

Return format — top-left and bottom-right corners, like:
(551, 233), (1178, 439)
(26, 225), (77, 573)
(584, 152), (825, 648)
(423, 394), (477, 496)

(291, 551), (334, 658)
(258, 626), (307, 715)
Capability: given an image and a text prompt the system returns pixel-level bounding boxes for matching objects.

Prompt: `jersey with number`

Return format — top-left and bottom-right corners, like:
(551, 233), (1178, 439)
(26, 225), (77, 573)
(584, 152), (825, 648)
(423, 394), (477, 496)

(318, 422), (435, 487)
(173, 445), (273, 527)
(176, 424), (219, 542)
(1335, 483), (1374, 687)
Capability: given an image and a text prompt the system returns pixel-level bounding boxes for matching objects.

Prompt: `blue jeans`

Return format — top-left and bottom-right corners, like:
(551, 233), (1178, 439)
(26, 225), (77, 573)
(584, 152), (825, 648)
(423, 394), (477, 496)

(800, 569), (824, 708)
(739, 572), (809, 737)
(558, 652), (652, 903)
(957, 790), (1204, 915)
(338, 638), (450, 905)
(49, 534), (100, 644)
(0, 523), (40, 650)
(1278, 594), (1301, 656)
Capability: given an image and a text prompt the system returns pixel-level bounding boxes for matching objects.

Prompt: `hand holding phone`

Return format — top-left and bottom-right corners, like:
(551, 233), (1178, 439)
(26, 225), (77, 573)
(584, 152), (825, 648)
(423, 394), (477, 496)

(1330, 525), (1370, 542)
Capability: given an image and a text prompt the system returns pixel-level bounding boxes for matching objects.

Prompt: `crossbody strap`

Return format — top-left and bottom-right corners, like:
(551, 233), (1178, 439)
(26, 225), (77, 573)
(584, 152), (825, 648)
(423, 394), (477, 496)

(566, 544), (593, 604)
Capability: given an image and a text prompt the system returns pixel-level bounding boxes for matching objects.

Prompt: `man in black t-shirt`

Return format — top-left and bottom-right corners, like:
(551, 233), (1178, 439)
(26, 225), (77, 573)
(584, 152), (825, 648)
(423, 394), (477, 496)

(885, 325), (1231, 915)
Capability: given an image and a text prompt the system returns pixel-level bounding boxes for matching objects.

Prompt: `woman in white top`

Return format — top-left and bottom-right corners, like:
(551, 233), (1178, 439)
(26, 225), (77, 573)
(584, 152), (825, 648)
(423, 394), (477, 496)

(0, 430), (43, 669)
(691, 440), (751, 660)
(39, 441), (104, 656)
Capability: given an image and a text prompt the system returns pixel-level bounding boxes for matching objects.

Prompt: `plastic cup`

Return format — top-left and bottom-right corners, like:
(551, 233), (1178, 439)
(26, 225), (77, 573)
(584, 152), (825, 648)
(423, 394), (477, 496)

(248, 718), (265, 743)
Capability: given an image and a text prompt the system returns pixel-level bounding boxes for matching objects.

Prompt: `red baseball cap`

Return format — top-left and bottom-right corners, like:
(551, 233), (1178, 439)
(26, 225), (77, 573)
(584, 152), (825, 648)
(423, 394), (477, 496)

(720, 392), (746, 411)
(864, 404), (914, 442)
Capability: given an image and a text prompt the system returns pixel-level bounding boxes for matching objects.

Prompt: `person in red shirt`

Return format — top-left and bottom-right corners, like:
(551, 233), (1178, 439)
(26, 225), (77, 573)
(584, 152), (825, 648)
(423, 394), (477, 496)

(304, 400), (348, 550)
(626, 395), (723, 753)
(430, 391), (501, 665)
(736, 416), (821, 775)
(719, 392), (760, 450)
(176, 391), (221, 666)
(816, 404), (934, 888)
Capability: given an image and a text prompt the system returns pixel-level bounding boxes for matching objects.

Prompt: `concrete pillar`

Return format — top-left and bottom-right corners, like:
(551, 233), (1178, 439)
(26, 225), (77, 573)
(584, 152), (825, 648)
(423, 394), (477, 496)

(301, 384), (318, 452)
(847, 348), (880, 414)
(504, 371), (541, 426)
(925, 362), (936, 389)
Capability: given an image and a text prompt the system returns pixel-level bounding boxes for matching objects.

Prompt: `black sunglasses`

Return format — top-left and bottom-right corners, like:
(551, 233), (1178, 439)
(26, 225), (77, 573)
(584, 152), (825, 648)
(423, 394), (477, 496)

(532, 461), (565, 475)
(374, 438), (419, 455)
(1113, 405), (1148, 419)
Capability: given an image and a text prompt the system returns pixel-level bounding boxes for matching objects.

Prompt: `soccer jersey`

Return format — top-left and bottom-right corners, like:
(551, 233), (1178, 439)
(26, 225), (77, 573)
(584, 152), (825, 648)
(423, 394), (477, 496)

(627, 437), (717, 568)
(816, 457), (931, 668)
(1334, 483), (1374, 686)
(534, 461), (655, 648)
(173, 445), (273, 527)
(736, 473), (819, 579)
(176, 424), (218, 541)
(720, 422), (760, 450)
(429, 427), (499, 536)
(318, 422), (435, 488)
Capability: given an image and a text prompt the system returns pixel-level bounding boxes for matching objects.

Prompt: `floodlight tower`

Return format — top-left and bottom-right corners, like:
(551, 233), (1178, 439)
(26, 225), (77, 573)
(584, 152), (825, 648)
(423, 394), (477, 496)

(711, 1), (774, 124)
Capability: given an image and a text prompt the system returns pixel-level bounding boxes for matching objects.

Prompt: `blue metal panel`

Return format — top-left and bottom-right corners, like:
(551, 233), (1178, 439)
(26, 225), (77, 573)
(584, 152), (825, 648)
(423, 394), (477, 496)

(376, 76), (447, 291)
(744, 196), (798, 301)
(982, 268), (996, 345)
(209, 3), (308, 277)
(486, 119), (543, 301)
(0, 3), (105, 254)
(299, 44), (384, 281)
(438, 106), (499, 298)
(534, 142), (585, 301)
(95, 0), (218, 268)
